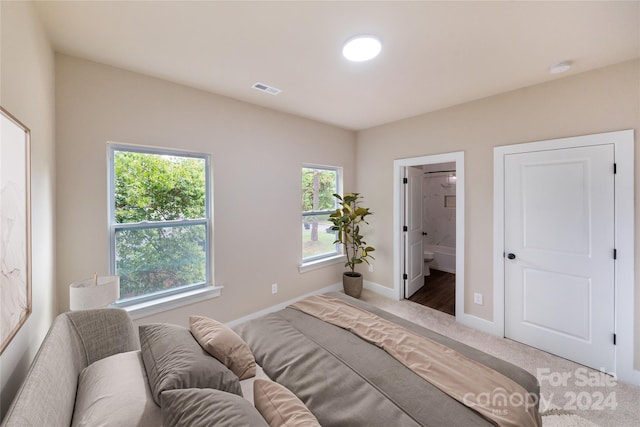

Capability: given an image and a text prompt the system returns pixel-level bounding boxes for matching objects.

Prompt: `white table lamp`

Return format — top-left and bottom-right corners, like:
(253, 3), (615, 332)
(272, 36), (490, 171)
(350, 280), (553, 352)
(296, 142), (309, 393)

(69, 274), (120, 310)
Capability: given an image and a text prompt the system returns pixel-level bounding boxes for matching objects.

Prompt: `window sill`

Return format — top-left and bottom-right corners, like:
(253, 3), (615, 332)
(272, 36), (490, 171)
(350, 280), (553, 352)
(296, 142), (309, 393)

(299, 254), (346, 273)
(120, 285), (223, 320)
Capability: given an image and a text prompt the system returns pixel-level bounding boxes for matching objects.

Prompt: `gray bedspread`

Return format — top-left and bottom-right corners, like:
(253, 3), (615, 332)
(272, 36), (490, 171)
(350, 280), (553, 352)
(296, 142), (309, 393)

(235, 292), (540, 427)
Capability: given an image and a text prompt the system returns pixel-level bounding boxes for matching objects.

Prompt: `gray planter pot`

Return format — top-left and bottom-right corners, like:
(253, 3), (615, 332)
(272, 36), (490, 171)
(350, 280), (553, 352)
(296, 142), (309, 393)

(343, 272), (363, 298)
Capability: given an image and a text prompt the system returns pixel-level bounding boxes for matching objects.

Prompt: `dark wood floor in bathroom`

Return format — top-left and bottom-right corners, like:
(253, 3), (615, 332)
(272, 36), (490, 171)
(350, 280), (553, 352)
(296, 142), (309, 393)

(408, 270), (456, 316)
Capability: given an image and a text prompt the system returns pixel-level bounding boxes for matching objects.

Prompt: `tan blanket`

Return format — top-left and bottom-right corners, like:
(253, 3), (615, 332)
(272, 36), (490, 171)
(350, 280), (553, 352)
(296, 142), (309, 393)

(290, 295), (540, 427)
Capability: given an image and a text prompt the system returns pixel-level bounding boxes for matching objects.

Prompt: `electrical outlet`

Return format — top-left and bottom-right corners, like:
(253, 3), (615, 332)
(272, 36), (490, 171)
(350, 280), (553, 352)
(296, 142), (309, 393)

(368, 263), (374, 272)
(271, 283), (278, 294)
(473, 292), (483, 305)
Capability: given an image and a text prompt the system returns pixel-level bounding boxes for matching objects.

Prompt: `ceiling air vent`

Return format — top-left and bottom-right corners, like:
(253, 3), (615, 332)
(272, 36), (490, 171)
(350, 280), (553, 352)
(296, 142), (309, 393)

(252, 82), (281, 95)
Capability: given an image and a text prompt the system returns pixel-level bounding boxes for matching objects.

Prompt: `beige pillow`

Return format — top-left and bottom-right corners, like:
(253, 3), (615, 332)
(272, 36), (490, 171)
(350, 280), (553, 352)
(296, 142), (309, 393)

(253, 379), (321, 427)
(189, 315), (256, 380)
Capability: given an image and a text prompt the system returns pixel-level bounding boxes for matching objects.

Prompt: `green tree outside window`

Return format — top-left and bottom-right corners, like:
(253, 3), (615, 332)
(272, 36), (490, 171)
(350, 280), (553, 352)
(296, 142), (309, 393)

(302, 166), (340, 261)
(112, 150), (209, 300)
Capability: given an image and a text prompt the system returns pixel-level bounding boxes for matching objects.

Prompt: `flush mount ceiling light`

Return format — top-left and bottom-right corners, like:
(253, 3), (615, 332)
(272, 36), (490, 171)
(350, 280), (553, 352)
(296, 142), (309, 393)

(342, 35), (382, 62)
(549, 60), (572, 74)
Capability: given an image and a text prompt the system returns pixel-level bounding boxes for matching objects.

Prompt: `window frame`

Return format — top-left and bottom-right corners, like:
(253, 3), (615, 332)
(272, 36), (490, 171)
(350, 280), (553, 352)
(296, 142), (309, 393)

(107, 143), (213, 307)
(301, 164), (343, 265)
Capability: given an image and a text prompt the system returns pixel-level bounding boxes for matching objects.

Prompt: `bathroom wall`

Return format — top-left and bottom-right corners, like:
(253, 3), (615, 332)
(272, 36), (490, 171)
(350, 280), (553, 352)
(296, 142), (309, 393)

(423, 162), (456, 248)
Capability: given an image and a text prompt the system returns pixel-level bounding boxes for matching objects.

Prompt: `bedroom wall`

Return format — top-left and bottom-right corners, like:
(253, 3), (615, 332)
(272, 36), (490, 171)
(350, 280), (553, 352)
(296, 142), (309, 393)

(355, 60), (640, 370)
(54, 55), (356, 326)
(0, 1), (56, 418)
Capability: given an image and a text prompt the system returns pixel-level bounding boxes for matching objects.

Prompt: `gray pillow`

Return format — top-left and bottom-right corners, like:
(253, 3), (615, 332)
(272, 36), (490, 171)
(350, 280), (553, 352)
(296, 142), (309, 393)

(139, 323), (242, 405)
(161, 388), (268, 427)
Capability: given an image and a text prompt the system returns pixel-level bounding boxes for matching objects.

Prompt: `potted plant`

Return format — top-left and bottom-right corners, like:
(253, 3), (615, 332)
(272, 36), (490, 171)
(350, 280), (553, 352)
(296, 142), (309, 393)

(328, 193), (375, 298)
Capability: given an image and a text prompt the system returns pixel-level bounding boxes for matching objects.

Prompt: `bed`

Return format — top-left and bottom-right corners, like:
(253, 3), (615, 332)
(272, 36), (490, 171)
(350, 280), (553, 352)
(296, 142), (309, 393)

(235, 292), (541, 427)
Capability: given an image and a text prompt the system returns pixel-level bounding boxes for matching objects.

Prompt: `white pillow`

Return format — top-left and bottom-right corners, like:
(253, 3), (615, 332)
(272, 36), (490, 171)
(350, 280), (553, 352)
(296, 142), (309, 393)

(71, 351), (162, 427)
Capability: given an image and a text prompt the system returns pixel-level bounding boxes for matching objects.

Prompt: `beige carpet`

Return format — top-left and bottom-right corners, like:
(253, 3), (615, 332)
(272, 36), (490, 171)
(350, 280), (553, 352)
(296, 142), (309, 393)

(359, 289), (640, 427)
(541, 410), (600, 427)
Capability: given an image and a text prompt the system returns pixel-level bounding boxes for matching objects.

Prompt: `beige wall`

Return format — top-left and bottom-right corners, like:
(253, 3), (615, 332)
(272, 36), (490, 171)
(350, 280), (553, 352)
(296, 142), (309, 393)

(356, 60), (640, 369)
(0, 1), (56, 417)
(55, 55), (356, 326)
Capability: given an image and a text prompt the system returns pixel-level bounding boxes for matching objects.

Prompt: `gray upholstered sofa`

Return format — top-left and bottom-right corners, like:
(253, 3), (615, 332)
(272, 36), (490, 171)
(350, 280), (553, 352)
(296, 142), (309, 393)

(1, 309), (142, 426)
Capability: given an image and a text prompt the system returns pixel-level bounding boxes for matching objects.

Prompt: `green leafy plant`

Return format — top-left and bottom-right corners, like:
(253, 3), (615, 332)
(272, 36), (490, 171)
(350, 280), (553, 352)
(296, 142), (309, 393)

(328, 193), (375, 274)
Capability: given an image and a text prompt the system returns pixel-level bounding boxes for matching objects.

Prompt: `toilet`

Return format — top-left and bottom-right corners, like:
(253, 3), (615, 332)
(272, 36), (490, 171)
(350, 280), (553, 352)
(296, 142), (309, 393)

(423, 251), (435, 276)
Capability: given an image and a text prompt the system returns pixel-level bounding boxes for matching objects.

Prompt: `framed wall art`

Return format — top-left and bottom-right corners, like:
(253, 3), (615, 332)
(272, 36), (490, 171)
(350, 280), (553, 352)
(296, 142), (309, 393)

(0, 107), (31, 355)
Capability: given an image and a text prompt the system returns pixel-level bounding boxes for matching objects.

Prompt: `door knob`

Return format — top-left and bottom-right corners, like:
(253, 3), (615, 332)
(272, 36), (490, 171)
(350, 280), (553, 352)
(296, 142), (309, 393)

(507, 253), (516, 260)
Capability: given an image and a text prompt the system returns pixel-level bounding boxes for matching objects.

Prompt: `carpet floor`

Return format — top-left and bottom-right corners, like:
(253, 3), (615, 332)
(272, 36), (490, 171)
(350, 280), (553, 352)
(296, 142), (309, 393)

(359, 289), (640, 427)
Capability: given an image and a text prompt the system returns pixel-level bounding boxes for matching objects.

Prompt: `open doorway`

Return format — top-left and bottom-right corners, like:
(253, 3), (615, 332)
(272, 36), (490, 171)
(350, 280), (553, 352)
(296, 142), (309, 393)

(393, 152), (464, 319)
(408, 162), (457, 315)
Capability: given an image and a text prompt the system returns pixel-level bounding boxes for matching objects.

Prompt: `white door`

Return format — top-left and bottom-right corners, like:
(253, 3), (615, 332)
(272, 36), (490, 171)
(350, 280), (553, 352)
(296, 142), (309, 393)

(404, 166), (424, 298)
(504, 144), (615, 372)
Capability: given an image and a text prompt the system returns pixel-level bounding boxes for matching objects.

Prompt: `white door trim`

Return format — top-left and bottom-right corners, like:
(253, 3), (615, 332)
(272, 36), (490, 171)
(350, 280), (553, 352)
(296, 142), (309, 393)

(393, 152), (466, 320)
(493, 129), (638, 386)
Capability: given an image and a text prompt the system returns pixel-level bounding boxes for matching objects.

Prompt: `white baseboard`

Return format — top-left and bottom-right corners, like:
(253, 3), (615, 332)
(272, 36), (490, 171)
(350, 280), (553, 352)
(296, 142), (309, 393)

(227, 280), (397, 328)
(456, 312), (500, 336)
(226, 282), (342, 328)
(364, 280), (398, 300)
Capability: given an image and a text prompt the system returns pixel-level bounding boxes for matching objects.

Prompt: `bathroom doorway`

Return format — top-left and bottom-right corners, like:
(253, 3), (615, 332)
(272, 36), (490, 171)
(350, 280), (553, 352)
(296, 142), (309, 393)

(393, 152), (464, 318)
(408, 162), (457, 315)
(405, 162), (457, 315)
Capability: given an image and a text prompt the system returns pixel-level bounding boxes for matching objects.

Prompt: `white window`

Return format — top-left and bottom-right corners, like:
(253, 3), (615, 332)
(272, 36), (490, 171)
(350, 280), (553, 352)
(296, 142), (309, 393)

(302, 165), (342, 263)
(108, 144), (212, 306)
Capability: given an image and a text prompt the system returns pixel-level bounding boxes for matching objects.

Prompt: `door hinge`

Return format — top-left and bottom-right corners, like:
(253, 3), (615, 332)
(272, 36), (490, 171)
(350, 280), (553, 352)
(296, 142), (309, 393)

(613, 163), (617, 174)
(614, 249), (617, 260)
(403, 225), (408, 232)
(403, 177), (408, 184)
(403, 273), (408, 280)
(613, 334), (617, 345)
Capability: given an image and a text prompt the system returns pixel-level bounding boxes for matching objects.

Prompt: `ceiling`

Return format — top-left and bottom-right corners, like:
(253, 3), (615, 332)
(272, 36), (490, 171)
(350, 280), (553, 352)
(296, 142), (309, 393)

(34, 1), (639, 131)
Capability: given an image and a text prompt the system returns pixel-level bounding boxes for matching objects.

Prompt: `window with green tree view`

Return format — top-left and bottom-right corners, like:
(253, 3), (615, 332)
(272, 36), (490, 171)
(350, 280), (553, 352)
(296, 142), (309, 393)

(302, 165), (341, 263)
(108, 145), (211, 305)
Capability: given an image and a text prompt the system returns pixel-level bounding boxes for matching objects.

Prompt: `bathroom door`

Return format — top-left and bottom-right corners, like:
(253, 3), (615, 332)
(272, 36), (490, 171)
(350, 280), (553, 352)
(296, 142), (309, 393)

(404, 166), (424, 298)
(504, 144), (615, 373)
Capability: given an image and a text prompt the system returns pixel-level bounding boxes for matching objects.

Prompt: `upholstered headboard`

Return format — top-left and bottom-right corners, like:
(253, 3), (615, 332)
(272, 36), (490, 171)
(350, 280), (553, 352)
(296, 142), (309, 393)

(1, 309), (138, 427)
